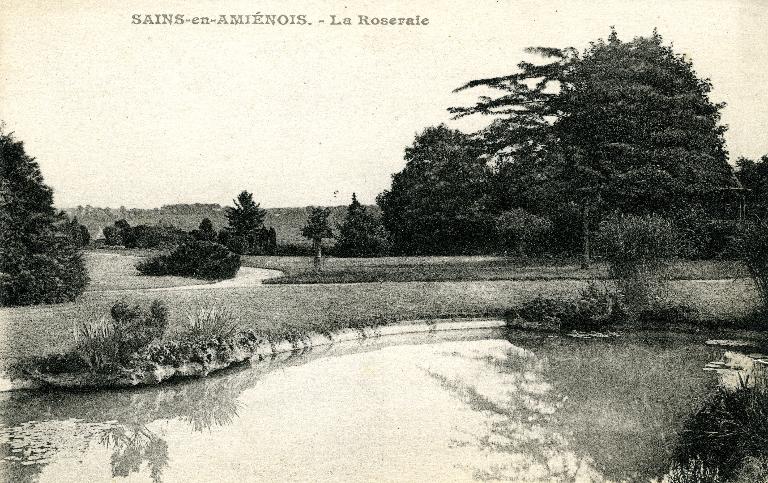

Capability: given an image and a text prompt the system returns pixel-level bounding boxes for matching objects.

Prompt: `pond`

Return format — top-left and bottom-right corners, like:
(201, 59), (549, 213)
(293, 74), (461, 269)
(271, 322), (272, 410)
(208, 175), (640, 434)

(0, 329), (739, 482)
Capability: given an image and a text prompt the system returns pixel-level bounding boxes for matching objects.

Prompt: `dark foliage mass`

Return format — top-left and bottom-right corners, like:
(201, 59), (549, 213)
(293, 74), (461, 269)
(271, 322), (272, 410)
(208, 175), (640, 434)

(377, 30), (741, 257)
(334, 193), (389, 257)
(377, 125), (493, 255)
(219, 191), (277, 255)
(136, 240), (241, 280)
(0, 127), (89, 306)
(103, 219), (191, 249)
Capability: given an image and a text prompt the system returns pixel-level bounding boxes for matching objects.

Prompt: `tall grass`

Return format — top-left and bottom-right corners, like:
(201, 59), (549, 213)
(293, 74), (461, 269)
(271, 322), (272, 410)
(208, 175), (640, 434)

(74, 317), (118, 370)
(674, 377), (768, 481)
(184, 305), (239, 340)
(597, 214), (677, 315)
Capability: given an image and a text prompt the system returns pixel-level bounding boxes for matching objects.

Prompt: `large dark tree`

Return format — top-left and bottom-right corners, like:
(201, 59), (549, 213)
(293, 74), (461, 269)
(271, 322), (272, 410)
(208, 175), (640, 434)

(335, 193), (389, 257)
(377, 125), (493, 255)
(452, 29), (734, 265)
(0, 127), (89, 305)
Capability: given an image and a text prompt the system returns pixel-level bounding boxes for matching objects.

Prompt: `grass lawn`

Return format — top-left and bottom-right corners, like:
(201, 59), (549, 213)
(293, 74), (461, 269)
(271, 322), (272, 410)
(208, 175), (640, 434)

(83, 251), (213, 291)
(0, 251), (760, 363)
(242, 255), (750, 284)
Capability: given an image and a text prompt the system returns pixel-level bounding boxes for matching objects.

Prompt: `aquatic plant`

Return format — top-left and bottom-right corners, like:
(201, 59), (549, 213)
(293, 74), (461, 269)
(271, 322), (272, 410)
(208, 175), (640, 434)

(674, 378), (768, 480)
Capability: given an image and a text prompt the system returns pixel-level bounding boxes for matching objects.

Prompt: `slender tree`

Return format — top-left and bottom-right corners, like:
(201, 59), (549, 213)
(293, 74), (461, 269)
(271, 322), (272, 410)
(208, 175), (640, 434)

(301, 207), (333, 269)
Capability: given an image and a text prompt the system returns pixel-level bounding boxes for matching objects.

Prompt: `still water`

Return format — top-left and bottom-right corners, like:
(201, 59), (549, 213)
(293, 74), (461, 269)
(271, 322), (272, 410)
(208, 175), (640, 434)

(0, 329), (730, 482)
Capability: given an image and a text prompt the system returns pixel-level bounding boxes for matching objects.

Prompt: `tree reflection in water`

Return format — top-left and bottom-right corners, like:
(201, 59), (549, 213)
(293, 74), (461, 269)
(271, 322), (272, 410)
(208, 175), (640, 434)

(0, 358), (264, 483)
(424, 333), (723, 482)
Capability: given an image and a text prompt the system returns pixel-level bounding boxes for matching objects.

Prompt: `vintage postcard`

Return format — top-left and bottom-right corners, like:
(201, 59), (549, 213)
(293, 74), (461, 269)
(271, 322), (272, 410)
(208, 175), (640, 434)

(1, 0), (768, 481)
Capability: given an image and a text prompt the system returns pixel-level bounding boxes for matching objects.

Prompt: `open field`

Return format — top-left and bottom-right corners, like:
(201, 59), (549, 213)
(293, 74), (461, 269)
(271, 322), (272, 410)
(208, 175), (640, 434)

(0, 252), (760, 363)
(243, 255), (751, 284)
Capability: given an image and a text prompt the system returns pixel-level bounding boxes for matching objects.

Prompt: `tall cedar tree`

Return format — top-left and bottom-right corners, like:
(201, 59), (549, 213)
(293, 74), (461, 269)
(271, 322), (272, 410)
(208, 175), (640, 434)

(377, 125), (493, 255)
(335, 193), (389, 257)
(0, 127), (89, 305)
(452, 29), (733, 265)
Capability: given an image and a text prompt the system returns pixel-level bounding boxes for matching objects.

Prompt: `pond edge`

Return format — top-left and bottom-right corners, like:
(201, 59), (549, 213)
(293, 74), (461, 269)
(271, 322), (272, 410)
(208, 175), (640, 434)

(1, 318), (508, 392)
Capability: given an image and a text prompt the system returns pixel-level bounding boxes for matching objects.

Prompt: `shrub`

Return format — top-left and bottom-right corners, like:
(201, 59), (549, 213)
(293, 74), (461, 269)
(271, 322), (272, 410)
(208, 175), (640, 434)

(495, 208), (553, 256)
(596, 214), (677, 315)
(136, 240), (241, 280)
(735, 220), (768, 314)
(75, 299), (168, 370)
(508, 282), (622, 331)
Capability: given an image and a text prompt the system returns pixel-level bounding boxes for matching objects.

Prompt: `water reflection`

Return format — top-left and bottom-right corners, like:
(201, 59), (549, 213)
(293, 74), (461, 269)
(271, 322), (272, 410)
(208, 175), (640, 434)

(0, 330), (736, 482)
(0, 354), (295, 482)
(425, 344), (604, 481)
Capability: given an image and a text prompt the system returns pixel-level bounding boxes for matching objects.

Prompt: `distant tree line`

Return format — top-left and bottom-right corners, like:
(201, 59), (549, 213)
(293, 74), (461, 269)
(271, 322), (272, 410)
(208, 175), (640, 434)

(101, 191), (278, 255)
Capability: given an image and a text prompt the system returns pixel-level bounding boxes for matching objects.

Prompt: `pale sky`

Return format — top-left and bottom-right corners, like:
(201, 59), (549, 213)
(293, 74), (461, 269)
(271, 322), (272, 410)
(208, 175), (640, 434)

(2, 0), (767, 208)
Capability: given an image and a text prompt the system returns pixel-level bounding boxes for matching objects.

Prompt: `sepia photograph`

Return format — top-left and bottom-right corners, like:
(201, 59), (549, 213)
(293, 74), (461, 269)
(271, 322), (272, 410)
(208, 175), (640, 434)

(2, 0), (768, 481)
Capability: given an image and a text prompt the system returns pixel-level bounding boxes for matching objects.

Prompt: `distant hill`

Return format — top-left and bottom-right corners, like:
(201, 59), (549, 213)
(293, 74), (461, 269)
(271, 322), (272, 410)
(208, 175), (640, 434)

(62, 203), (380, 246)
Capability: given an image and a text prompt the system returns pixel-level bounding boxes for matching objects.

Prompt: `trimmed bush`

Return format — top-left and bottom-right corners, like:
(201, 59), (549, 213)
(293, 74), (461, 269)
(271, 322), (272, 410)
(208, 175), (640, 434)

(597, 214), (677, 315)
(136, 240), (241, 280)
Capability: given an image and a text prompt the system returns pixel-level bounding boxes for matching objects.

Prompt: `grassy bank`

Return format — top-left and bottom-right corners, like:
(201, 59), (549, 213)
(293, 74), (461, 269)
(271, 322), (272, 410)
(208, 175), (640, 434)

(0, 252), (760, 362)
(1, 278), (760, 363)
(242, 255), (750, 284)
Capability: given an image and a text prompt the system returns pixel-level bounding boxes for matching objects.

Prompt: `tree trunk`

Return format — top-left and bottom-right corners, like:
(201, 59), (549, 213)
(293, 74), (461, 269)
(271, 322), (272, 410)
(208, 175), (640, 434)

(581, 202), (591, 269)
(313, 240), (322, 271)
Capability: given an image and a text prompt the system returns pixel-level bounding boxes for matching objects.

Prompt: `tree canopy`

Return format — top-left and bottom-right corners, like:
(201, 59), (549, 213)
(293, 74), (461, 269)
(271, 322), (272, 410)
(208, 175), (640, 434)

(0, 126), (89, 305)
(453, 29), (733, 215)
(335, 193), (389, 257)
(449, 29), (736, 261)
(377, 125), (493, 255)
